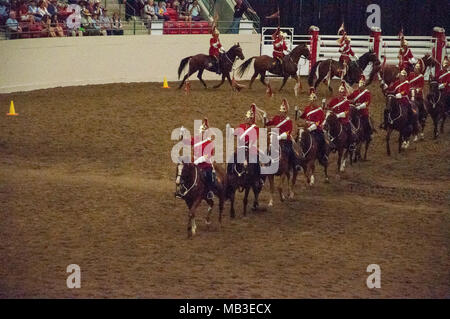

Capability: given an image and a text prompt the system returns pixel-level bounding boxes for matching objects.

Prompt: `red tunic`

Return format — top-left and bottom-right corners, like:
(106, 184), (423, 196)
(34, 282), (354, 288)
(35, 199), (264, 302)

(339, 42), (354, 64)
(328, 96), (350, 124)
(299, 105), (325, 130)
(209, 36), (222, 58)
(273, 38), (287, 59)
(438, 70), (450, 93)
(398, 47), (414, 70)
(190, 136), (214, 169)
(265, 115), (293, 137)
(407, 72), (425, 98)
(235, 123), (259, 155)
(347, 88), (371, 117)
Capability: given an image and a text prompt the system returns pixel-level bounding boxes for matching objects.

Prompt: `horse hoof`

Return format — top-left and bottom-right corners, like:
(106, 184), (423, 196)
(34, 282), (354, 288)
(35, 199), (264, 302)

(268, 200), (273, 207)
(309, 175), (315, 186)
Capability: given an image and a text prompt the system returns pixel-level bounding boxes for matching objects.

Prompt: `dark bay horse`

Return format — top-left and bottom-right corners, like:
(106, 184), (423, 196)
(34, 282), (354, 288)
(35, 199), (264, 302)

(175, 159), (228, 238)
(425, 80), (447, 139)
(226, 146), (263, 218)
(383, 95), (412, 156)
(177, 44), (245, 89)
(308, 51), (379, 91)
(349, 106), (372, 162)
(295, 125), (329, 184)
(236, 43), (310, 93)
(379, 54), (439, 88)
(323, 111), (353, 173)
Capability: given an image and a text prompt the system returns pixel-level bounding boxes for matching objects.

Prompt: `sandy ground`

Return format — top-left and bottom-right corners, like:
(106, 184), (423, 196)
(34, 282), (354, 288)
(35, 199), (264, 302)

(0, 78), (449, 298)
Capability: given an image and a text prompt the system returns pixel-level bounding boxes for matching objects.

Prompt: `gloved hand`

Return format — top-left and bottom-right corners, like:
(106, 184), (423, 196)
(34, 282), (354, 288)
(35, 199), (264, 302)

(336, 112), (346, 118)
(277, 132), (288, 140)
(356, 103), (366, 110)
(439, 83), (445, 90)
(395, 93), (402, 99)
(308, 123), (317, 131)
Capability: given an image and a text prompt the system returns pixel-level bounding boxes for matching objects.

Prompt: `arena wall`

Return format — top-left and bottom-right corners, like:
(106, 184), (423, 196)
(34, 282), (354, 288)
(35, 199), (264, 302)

(0, 34), (261, 93)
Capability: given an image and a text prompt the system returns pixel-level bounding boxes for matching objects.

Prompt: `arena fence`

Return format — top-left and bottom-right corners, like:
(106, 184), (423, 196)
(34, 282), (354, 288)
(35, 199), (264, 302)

(261, 27), (450, 79)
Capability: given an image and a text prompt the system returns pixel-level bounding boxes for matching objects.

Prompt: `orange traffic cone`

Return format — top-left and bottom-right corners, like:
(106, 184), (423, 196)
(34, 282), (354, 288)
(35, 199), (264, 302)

(162, 77), (170, 88)
(7, 100), (18, 116)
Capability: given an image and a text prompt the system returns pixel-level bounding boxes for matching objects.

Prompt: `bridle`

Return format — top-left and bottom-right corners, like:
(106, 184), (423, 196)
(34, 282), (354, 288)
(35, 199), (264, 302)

(324, 113), (342, 143)
(175, 164), (198, 198)
(386, 95), (402, 124)
(299, 128), (313, 158)
(428, 85), (442, 109)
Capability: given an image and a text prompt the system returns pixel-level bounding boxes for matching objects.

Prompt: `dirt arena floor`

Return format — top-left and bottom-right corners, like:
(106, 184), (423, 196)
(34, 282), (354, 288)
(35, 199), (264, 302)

(0, 78), (449, 298)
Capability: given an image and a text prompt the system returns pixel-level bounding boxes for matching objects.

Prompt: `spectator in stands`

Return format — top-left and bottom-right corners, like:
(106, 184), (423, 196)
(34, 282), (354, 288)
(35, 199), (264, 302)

(50, 14), (64, 36)
(124, 0), (136, 22)
(98, 8), (112, 35)
(143, 0), (157, 27)
(178, 0), (189, 21)
(187, 0), (201, 22)
(230, 0), (256, 34)
(155, 1), (169, 21)
(37, 0), (50, 18)
(6, 11), (22, 39)
(47, 0), (58, 17)
(0, 1), (9, 25)
(41, 14), (56, 37)
(91, 12), (106, 35)
(136, 0), (146, 17)
(81, 8), (96, 35)
(92, 0), (102, 16)
(28, 0), (42, 22)
(18, 1), (36, 23)
(171, 0), (179, 12)
(111, 11), (123, 35)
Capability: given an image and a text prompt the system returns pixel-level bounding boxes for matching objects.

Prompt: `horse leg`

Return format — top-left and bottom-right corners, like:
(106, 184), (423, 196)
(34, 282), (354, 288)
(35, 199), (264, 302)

(279, 76), (289, 92)
(440, 113), (446, 134)
(323, 160), (329, 183)
(229, 190), (236, 219)
(363, 139), (370, 161)
(205, 198), (214, 226)
(432, 115), (439, 139)
(398, 131), (403, 153)
(386, 127), (392, 156)
(309, 162), (316, 186)
(187, 198), (201, 238)
(289, 168), (298, 199)
(293, 75), (301, 96)
(260, 73), (267, 86)
(179, 68), (196, 89)
(249, 71), (258, 89)
(278, 174), (286, 202)
(268, 175), (274, 207)
(341, 149), (348, 172)
(252, 184), (260, 210)
(243, 186), (250, 216)
(197, 69), (208, 89)
(218, 196), (224, 225)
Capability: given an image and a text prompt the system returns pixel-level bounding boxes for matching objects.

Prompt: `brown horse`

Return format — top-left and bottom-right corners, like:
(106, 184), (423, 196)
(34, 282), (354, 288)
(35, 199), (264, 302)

(323, 111), (353, 173)
(177, 44), (245, 90)
(265, 136), (299, 206)
(226, 146), (264, 217)
(348, 106), (372, 162)
(294, 125), (329, 185)
(175, 159), (228, 238)
(236, 43), (310, 93)
(383, 95), (413, 156)
(379, 54), (439, 88)
(308, 51), (379, 91)
(425, 80), (447, 139)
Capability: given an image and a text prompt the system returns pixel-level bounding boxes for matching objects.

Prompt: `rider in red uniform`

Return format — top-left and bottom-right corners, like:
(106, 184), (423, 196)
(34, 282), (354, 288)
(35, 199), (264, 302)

(347, 75), (372, 139)
(327, 81), (356, 150)
(297, 88), (329, 164)
(398, 36), (416, 72)
(189, 118), (216, 199)
(438, 56), (450, 113)
(408, 62), (425, 101)
(265, 98), (301, 168)
(209, 26), (223, 74)
(337, 24), (355, 77)
(272, 27), (288, 67)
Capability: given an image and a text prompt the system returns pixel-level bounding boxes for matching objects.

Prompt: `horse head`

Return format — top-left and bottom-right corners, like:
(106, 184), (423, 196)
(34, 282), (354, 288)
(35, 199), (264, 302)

(230, 43), (245, 60)
(175, 158), (196, 198)
(291, 43), (310, 61)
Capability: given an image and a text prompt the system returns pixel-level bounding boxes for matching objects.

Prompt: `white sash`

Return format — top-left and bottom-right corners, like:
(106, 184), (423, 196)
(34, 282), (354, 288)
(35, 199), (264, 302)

(306, 107), (322, 117)
(353, 89), (368, 102)
(239, 124), (256, 140)
(409, 74), (423, 84)
(194, 138), (210, 148)
(439, 71), (450, 80)
(275, 117), (290, 128)
(394, 80), (408, 92)
(331, 98), (348, 110)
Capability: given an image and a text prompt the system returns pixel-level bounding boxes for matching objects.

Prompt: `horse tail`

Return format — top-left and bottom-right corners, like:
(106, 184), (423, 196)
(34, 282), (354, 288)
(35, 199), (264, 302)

(308, 61), (321, 87)
(178, 56), (192, 79)
(236, 57), (255, 78)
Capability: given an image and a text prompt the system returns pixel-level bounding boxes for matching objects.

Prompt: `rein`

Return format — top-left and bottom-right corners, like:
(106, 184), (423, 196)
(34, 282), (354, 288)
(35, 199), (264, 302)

(429, 91), (442, 109)
(177, 165), (198, 198)
(387, 95), (402, 124)
(301, 131), (313, 158)
(326, 119), (342, 142)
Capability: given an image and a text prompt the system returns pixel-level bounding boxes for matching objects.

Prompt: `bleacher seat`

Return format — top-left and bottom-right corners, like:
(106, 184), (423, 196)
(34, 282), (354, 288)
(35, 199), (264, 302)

(177, 21), (189, 34)
(164, 21), (178, 34)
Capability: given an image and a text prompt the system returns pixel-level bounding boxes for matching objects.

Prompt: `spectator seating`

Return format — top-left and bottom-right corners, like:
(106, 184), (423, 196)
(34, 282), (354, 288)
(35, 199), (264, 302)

(163, 20), (209, 35)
